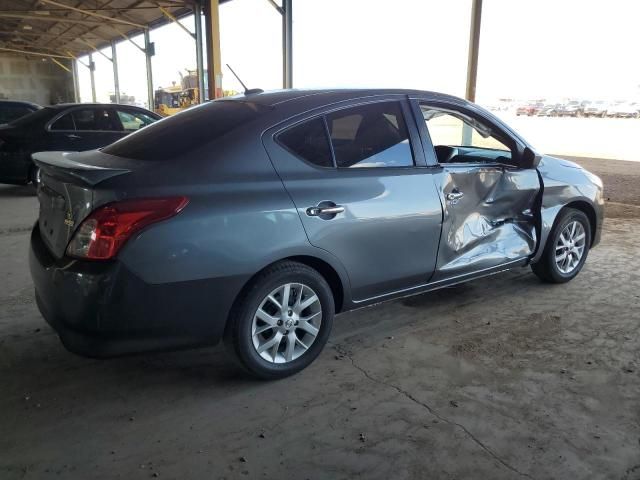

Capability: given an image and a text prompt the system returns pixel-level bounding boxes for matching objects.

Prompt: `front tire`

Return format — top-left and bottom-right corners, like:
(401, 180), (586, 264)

(225, 261), (335, 379)
(531, 208), (591, 283)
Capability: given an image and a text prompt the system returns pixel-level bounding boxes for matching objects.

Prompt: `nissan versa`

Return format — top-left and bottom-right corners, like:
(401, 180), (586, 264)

(29, 89), (604, 379)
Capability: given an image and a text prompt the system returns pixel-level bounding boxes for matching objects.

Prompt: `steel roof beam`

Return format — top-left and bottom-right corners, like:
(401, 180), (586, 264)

(38, 0), (148, 29)
(0, 46), (73, 58)
(0, 29), (102, 41)
(157, 4), (194, 39)
(79, 38), (113, 61)
(0, 12), (118, 26)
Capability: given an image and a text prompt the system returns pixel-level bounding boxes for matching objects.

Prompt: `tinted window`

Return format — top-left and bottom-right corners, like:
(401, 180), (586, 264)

(326, 102), (414, 168)
(74, 108), (121, 131)
(0, 105), (34, 124)
(277, 118), (333, 167)
(8, 106), (54, 127)
(50, 113), (75, 131)
(72, 109), (96, 130)
(116, 110), (158, 131)
(50, 108), (121, 132)
(103, 100), (270, 161)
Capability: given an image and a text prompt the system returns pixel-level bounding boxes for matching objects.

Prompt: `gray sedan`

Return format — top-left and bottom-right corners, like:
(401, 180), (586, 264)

(29, 89), (604, 379)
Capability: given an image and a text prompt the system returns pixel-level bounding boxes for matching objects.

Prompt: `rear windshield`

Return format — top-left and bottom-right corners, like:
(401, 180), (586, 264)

(8, 106), (52, 127)
(102, 100), (270, 160)
(0, 104), (38, 124)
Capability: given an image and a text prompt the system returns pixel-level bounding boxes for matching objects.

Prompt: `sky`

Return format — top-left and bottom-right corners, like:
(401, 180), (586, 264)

(77, 0), (640, 106)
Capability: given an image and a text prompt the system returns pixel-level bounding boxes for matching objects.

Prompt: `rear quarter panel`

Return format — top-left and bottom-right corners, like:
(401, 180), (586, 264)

(109, 121), (351, 334)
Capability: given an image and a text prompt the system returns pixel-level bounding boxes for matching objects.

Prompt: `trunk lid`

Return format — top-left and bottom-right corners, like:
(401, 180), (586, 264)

(33, 150), (132, 258)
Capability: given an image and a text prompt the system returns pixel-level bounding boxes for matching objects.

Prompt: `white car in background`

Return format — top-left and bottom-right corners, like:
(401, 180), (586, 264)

(583, 101), (608, 117)
(606, 102), (638, 118)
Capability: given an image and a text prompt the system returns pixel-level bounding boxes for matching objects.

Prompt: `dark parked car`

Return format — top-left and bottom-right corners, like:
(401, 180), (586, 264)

(0, 103), (160, 185)
(29, 89), (604, 379)
(0, 100), (41, 124)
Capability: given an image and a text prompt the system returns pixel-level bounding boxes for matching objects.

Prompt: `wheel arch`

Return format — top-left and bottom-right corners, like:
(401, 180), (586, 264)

(226, 254), (347, 336)
(286, 255), (345, 313)
(563, 200), (597, 246)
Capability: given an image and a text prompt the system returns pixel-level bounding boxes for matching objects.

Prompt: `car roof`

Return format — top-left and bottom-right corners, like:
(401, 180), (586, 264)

(48, 103), (151, 110)
(0, 99), (41, 109)
(217, 88), (532, 150)
(225, 88), (464, 108)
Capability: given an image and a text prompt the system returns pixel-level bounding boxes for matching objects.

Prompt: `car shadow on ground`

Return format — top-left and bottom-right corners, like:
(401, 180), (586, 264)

(0, 185), (35, 198)
(0, 269), (542, 413)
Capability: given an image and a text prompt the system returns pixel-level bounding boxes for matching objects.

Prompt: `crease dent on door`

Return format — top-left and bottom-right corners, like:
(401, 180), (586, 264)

(438, 167), (539, 273)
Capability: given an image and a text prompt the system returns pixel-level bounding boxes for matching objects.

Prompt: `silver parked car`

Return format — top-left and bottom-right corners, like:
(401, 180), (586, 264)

(30, 89), (604, 379)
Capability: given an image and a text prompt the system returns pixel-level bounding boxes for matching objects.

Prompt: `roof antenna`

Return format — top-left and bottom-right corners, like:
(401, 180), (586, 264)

(226, 64), (263, 95)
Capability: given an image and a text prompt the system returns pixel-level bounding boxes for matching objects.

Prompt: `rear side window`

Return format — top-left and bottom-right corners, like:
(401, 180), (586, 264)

(277, 118), (333, 168)
(327, 102), (414, 168)
(50, 113), (75, 130)
(103, 100), (269, 161)
(50, 108), (121, 131)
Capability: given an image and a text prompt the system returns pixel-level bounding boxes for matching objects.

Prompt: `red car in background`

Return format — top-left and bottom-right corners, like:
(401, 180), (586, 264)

(516, 102), (544, 116)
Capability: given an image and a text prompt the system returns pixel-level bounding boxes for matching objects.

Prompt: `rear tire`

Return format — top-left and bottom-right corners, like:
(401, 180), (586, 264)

(531, 208), (591, 283)
(225, 261), (335, 380)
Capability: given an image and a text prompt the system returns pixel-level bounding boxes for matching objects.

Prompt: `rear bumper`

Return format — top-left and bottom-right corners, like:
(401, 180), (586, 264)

(29, 223), (235, 358)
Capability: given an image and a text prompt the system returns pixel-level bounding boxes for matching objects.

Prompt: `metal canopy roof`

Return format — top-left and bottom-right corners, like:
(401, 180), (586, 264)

(0, 0), (204, 59)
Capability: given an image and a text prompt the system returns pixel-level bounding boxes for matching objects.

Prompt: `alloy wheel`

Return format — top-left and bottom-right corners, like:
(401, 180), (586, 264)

(555, 220), (586, 274)
(251, 283), (322, 363)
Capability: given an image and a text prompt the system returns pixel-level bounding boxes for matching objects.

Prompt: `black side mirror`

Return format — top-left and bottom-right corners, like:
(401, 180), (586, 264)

(521, 146), (541, 169)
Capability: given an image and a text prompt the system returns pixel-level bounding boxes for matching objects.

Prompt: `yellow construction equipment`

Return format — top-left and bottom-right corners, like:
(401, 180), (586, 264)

(154, 69), (201, 116)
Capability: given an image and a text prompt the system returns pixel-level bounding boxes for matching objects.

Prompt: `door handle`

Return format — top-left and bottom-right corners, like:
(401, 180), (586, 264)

(66, 134), (81, 140)
(306, 205), (345, 217)
(446, 191), (465, 201)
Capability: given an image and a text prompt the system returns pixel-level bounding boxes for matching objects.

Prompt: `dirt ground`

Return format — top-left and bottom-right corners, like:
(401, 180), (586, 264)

(1, 157), (639, 480)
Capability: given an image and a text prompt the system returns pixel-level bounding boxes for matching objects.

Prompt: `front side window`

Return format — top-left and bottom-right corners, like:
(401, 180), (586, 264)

(326, 102), (414, 168)
(277, 117), (333, 168)
(420, 104), (511, 163)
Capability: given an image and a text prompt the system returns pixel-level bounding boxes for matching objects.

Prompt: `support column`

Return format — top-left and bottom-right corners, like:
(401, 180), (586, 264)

(71, 58), (80, 103)
(204, 0), (222, 99)
(194, 2), (205, 103)
(144, 29), (154, 110)
(465, 0), (483, 103)
(282, 0), (292, 89)
(111, 41), (121, 104)
(88, 53), (96, 102)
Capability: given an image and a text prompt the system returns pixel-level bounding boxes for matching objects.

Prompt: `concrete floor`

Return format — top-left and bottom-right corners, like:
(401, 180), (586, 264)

(1, 175), (639, 480)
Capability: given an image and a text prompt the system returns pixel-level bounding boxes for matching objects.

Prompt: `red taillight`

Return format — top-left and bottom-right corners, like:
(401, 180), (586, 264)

(66, 196), (189, 260)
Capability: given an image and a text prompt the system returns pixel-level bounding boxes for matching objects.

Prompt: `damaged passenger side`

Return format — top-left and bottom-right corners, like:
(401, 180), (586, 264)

(416, 102), (542, 280)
